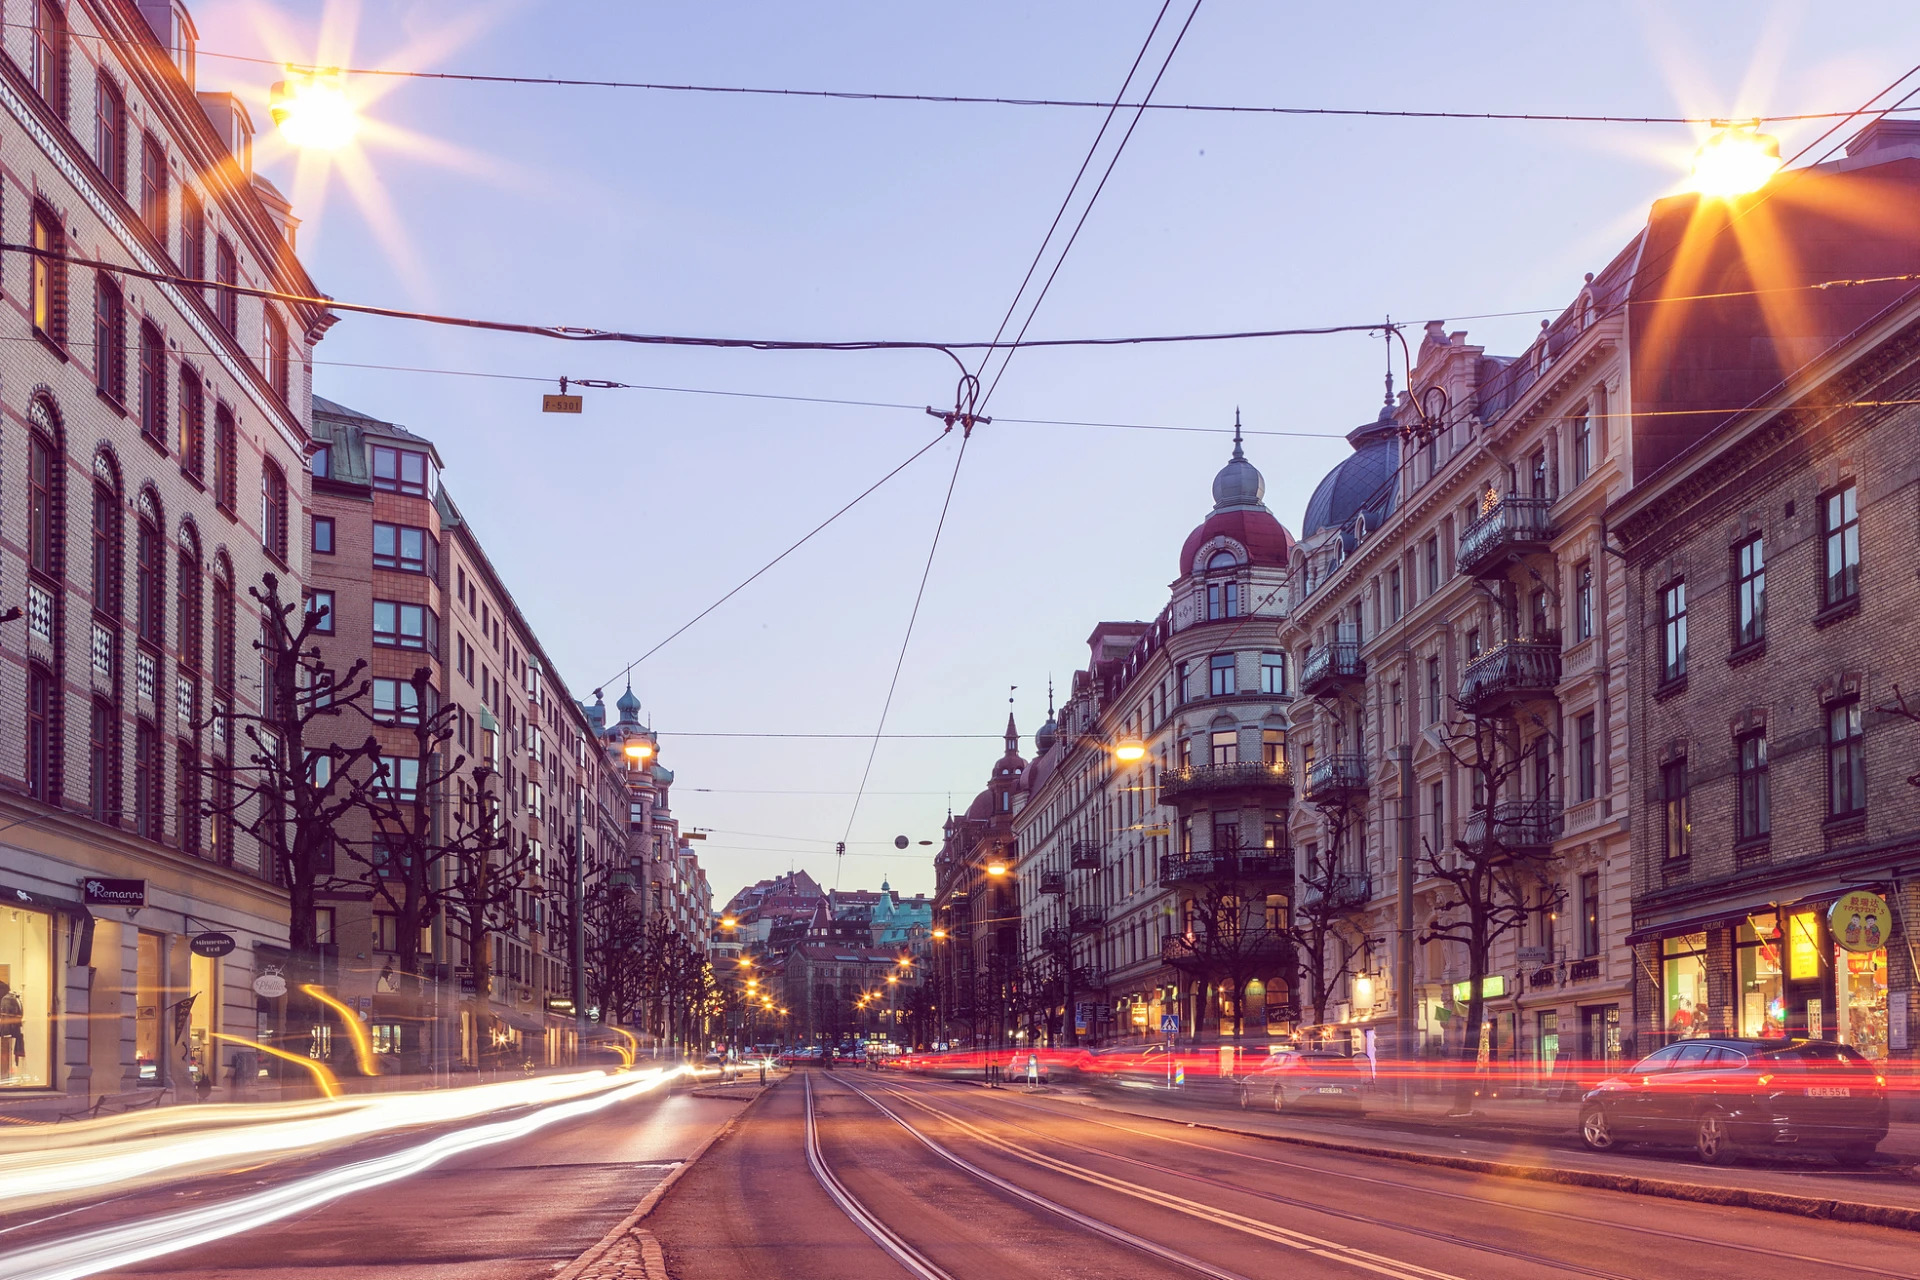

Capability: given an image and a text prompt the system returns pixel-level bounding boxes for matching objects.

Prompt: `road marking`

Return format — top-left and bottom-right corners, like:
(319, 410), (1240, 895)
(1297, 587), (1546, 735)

(803, 1074), (952, 1280)
(868, 1081), (1472, 1280)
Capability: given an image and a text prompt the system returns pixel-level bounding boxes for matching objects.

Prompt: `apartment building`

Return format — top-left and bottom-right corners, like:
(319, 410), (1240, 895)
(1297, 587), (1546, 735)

(0, 1), (324, 1112)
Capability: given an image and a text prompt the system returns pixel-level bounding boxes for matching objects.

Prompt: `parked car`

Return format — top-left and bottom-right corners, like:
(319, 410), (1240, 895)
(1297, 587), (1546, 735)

(1578, 1037), (1888, 1165)
(1237, 1049), (1368, 1114)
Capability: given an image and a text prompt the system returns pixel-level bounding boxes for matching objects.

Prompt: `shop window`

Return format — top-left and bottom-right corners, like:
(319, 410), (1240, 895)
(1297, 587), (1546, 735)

(1661, 933), (1709, 1038)
(188, 952), (218, 1086)
(136, 931), (165, 1086)
(0, 906), (53, 1088)
(1736, 916), (1786, 1039)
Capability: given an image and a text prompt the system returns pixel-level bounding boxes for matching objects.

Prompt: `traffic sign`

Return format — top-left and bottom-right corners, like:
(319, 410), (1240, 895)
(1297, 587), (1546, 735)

(1160, 1014), (1180, 1034)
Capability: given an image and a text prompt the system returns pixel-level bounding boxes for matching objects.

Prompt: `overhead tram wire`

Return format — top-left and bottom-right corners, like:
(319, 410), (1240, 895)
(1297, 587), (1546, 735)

(27, 21), (1916, 128)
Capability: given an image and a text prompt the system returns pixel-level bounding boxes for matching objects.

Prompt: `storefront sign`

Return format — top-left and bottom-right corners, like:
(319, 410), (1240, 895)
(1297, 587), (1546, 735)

(251, 972), (289, 999)
(190, 932), (237, 958)
(1789, 912), (1821, 979)
(1451, 974), (1507, 1003)
(1892, 993), (1911, 1051)
(1828, 890), (1891, 953)
(82, 878), (146, 908)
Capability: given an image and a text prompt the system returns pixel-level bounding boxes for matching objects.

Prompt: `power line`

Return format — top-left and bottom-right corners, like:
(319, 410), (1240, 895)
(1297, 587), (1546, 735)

(35, 22), (1909, 128)
(660, 731), (1002, 740)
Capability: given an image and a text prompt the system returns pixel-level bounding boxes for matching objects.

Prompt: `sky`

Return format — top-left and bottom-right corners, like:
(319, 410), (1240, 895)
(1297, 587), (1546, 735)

(197, 0), (1919, 905)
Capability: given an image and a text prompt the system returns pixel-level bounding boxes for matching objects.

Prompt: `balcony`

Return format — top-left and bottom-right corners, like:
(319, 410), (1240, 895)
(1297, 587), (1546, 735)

(1071, 966), (1104, 991)
(1069, 904), (1105, 933)
(1039, 869), (1066, 895)
(1069, 839), (1103, 870)
(1457, 495), (1556, 578)
(1300, 641), (1365, 698)
(1461, 800), (1564, 859)
(1304, 754), (1368, 804)
(1158, 850), (1292, 886)
(1158, 759), (1292, 807)
(1162, 932), (1291, 972)
(1040, 924), (1070, 953)
(1458, 640), (1562, 716)
(1301, 869), (1372, 912)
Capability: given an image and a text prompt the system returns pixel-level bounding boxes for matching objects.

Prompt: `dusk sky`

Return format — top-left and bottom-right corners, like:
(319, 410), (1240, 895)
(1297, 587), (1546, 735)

(208, 0), (1918, 904)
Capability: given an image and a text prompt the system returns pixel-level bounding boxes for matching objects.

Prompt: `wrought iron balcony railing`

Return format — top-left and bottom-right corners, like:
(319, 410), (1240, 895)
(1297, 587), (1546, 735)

(1457, 495), (1556, 578)
(1158, 849), (1292, 885)
(1039, 869), (1066, 895)
(1301, 869), (1372, 912)
(1069, 904), (1105, 933)
(1461, 800), (1564, 857)
(1304, 753), (1368, 803)
(1458, 639), (1562, 716)
(1157, 759), (1292, 806)
(1069, 839), (1104, 870)
(1300, 641), (1366, 698)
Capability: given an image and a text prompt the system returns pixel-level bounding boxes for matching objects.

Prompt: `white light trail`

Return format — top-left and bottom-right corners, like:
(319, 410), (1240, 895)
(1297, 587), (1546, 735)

(0, 1067), (683, 1280)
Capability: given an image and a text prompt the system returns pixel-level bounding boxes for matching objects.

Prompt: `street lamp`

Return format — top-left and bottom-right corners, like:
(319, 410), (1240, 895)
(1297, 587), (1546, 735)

(1689, 122), (1782, 198)
(269, 70), (359, 150)
(1113, 737), (1147, 763)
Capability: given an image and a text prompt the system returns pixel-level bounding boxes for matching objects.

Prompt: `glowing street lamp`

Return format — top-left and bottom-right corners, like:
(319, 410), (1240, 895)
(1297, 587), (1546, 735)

(623, 739), (655, 764)
(931, 928), (949, 940)
(985, 859), (1009, 877)
(1113, 737), (1147, 763)
(1689, 122), (1782, 199)
(269, 70), (359, 150)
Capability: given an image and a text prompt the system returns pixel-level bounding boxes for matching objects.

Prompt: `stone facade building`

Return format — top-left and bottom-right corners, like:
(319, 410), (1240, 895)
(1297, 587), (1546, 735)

(0, 2), (324, 1111)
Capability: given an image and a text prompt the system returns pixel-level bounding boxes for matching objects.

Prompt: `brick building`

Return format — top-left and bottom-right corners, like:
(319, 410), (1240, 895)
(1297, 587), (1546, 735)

(0, 2), (324, 1111)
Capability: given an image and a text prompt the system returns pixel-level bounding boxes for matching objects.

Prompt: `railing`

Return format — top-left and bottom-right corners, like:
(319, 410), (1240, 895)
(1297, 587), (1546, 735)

(1457, 495), (1556, 576)
(1039, 869), (1066, 895)
(1569, 958), (1601, 983)
(1162, 933), (1200, 966)
(1158, 850), (1292, 884)
(1300, 641), (1365, 697)
(1162, 932), (1289, 968)
(1069, 904), (1105, 933)
(1072, 966), (1103, 991)
(1461, 800), (1564, 855)
(1040, 924), (1070, 952)
(1069, 839), (1103, 870)
(1459, 639), (1562, 714)
(1304, 753), (1368, 801)
(1157, 759), (1292, 805)
(1301, 869), (1371, 912)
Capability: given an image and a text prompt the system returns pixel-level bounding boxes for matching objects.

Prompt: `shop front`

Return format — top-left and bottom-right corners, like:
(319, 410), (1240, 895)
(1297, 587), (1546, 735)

(1642, 887), (1905, 1061)
(0, 884), (92, 1096)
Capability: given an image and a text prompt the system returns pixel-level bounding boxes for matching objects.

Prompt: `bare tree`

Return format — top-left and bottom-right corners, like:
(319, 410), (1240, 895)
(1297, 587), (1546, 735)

(1284, 806), (1365, 1029)
(1168, 846), (1293, 1037)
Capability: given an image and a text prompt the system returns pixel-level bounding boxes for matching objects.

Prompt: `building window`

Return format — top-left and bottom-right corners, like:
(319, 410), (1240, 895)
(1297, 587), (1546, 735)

(95, 76), (126, 191)
(177, 368), (204, 479)
(374, 757), (421, 804)
(1178, 738), (1191, 770)
(134, 720), (161, 841)
(1732, 535), (1765, 649)
(31, 203), (65, 343)
(28, 427), (60, 584)
(260, 463), (288, 560)
(1388, 566), (1402, 621)
(371, 913), (400, 954)
(1827, 699), (1865, 817)
(32, 0), (65, 111)
(1429, 780), (1446, 853)
(265, 308), (291, 402)
(212, 574), (236, 695)
(1262, 728), (1284, 766)
(1211, 816), (1240, 853)
(1424, 536), (1440, 594)
(92, 482), (122, 615)
(1737, 732), (1769, 842)
(373, 600), (435, 652)
(27, 666), (55, 801)
(1209, 653), (1236, 697)
(177, 547), (202, 671)
(306, 589), (334, 634)
(371, 445), (429, 496)
(1822, 483), (1859, 609)
(373, 522), (434, 574)
(1426, 655), (1442, 724)
(211, 404), (239, 512)
(138, 322), (167, 446)
(176, 740), (200, 854)
(1659, 579), (1687, 684)
(214, 238), (238, 335)
(135, 514), (164, 645)
(311, 445), (330, 479)
(1579, 872), (1600, 958)
(90, 699), (116, 823)
(1575, 712), (1597, 802)
(372, 677), (424, 724)
(1260, 651), (1286, 695)
(1176, 661), (1190, 704)
(1662, 758), (1689, 860)
(95, 277), (127, 403)
(1571, 413), (1593, 484)
(1528, 587), (1550, 640)
(1573, 561), (1593, 642)
(1209, 729), (1238, 766)
(180, 187), (205, 286)
(140, 132), (168, 247)
(1205, 551), (1239, 620)
(1466, 627), (1481, 660)
(312, 515), (334, 554)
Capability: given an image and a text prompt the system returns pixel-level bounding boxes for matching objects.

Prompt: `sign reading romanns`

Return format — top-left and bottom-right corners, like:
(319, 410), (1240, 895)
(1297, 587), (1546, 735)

(1829, 889), (1892, 954)
(81, 878), (146, 908)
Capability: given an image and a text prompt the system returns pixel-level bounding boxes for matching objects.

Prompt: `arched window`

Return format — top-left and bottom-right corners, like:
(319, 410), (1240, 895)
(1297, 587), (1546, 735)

(89, 697), (117, 824)
(92, 478), (122, 616)
(26, 665), (56, 800)
(31, 202), (66, 343)
(95, 275), (126, 403)
(177, 367), (205, 479)
(136, 506), (164, 645)
(28, 418), (60, 580)
(261, 461), (288, 560)
(176, 532), (203, 672)
(134, 719), (161, 841)
(213, 402), (238, 511)
(138, 321), (167, 446)
(212, 561), (236, 696)
(1205, 550), (1240, 621)
(31, 0), (66, 113)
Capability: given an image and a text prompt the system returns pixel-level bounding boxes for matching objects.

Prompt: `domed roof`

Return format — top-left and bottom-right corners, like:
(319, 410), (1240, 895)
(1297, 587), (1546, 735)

(1177, 413), (1295, 576)
(1301, 406), (1401, 541)
(615, 683), (642, 726)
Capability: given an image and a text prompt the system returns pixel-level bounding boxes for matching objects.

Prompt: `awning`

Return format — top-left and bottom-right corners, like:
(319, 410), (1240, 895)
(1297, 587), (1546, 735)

(488, 1006), (548, 1036)
(0, 882), (95, 965)
(1626, 878), (1898, 945)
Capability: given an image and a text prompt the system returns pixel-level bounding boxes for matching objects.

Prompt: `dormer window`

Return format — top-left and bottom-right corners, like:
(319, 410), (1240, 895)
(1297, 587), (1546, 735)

(1205, 550), (1240, 620)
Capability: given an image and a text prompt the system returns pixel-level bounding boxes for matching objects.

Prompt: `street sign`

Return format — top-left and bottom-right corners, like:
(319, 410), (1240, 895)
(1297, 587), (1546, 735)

(1141, 825), (1171, 837)
(83, 878), (146, 907)
(1160, 1014), (1180, 1034)
(190, 931), (237, 957)
(542, 393), (583, 414)
(251, 972), (288, 999)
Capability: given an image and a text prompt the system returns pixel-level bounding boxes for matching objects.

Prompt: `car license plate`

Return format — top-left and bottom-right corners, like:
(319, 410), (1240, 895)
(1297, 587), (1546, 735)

(1317, 1087), (1345, 1094)
(1806, 1086), (1851, 1098)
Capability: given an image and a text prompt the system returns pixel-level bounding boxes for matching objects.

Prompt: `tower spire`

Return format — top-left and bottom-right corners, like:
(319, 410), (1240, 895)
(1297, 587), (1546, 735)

(1232, 407), (1245, 458)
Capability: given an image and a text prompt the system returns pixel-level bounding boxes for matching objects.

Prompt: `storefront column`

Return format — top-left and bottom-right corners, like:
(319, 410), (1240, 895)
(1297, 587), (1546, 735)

(87, 919), (141, 1096)
(60, 914), (92, 1099)
(1706, 928), (1736, 1037)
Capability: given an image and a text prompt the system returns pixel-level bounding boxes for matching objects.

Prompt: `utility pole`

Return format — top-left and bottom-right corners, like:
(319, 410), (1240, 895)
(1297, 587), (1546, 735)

(1396, 743), (1416, 1100)
(573, 784), (587, 1048)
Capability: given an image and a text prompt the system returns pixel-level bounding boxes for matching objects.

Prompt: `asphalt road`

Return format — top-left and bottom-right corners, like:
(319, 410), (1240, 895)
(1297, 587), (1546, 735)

(650, 1070), (1920, 1280)
(0, 1084), (741, 1280)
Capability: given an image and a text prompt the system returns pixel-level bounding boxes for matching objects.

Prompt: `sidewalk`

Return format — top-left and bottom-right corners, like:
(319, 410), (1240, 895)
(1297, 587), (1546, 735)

(1060, 1078), (1920, 1231)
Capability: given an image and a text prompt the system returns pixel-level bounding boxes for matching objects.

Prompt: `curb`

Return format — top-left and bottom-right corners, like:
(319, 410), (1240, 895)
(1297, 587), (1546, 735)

(1071, 1093), (1920, 1234)
(556, 1080), (777, 1280)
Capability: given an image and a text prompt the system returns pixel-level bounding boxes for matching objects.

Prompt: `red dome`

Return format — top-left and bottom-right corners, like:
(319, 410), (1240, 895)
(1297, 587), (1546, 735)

(1179, 508), (1293, 577)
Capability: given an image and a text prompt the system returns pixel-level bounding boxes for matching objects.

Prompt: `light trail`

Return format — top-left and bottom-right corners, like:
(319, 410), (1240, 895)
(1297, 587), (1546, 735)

(0, 1069), (681, 1212)
(0, 1067), (685, 1280)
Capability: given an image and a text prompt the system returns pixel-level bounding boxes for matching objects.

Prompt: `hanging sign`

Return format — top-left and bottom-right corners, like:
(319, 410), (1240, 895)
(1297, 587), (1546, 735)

(1828, 890), (1892, 953)
(542, 393), (583, 414)
(251, 972), (289, 999)
(82, 878), (146, 907)
(191, 931), (237, 957)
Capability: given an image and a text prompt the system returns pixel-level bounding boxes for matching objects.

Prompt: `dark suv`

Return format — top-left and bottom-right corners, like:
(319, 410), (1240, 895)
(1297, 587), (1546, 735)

(1578, 1037), (1888, 1165)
